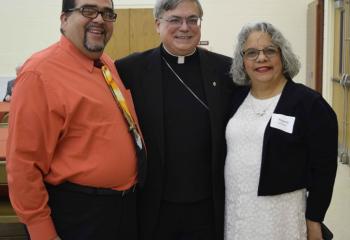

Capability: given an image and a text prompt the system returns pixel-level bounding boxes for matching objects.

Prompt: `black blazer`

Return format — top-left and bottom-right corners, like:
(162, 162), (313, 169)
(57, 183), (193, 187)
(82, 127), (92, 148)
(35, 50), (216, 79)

(115, 46), (234, 240)
(229, 79), (338, 222)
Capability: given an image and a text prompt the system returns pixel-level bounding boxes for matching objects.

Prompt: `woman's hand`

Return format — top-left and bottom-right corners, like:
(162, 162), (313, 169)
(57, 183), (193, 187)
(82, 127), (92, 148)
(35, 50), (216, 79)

(306, 219), (323, 240)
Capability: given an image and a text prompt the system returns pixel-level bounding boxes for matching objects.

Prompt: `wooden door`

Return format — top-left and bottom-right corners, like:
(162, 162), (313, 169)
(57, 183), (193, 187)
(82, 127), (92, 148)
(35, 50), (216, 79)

(105, 8), (160, 60)
(332, 0), (350, 157)
(105, 9), (130, 61)
(306, 0), (324, 93)
(129, 9), (160, 54)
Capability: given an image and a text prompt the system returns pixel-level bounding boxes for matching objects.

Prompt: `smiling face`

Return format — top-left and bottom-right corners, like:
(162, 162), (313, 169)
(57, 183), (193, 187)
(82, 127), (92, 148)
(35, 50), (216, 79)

(243, 31), (285, 87)
(60, 0), (114, 59)
(156, 0), (201, 56)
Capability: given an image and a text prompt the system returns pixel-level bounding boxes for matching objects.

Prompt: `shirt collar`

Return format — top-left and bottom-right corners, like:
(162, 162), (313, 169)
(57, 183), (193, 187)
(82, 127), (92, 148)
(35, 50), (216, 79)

(59, 35), (100, 72)
(161, 44), (197, 64)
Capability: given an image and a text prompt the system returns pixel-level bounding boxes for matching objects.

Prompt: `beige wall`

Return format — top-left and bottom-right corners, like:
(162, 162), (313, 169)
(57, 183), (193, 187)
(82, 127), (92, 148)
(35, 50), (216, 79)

(0, 0), (61, 76)
(201, 0), (314, 85)
(323, 0), (335, 103)
(0, 0), (314, 86)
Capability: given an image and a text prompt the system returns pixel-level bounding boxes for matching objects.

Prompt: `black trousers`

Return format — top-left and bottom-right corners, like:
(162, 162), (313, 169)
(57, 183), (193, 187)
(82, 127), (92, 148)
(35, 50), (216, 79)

(154, 198), (215, 240)
(40, 183), (138, 240)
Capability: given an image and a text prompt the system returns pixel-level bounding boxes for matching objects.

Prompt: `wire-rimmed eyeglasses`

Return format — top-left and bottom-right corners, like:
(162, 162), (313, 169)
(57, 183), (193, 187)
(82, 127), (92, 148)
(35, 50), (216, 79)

(66, 7), (117, 22)
(158, 16), (202, 28)
(242, 46), (279, 61)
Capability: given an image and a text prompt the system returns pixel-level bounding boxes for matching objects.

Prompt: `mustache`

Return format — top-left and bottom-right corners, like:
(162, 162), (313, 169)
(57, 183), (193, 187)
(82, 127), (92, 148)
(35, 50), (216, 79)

(85, 23), (107, 34)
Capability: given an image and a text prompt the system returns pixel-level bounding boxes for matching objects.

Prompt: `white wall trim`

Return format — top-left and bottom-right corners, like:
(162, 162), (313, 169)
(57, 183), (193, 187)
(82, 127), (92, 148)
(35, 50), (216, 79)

(323, 0), (335, 105)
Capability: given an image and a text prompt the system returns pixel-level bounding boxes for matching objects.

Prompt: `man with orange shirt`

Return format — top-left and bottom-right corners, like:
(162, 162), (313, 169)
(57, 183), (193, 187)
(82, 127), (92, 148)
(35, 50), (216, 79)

(6, 0), (145, 240)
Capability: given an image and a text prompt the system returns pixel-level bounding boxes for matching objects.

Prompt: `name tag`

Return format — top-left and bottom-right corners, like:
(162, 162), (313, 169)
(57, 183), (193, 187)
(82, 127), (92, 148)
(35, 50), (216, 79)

(270, 113), (295, 134)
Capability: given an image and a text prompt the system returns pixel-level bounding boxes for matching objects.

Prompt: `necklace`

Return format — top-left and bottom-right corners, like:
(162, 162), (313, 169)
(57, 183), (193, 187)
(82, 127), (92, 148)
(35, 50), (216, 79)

(248, 93), (280, 117)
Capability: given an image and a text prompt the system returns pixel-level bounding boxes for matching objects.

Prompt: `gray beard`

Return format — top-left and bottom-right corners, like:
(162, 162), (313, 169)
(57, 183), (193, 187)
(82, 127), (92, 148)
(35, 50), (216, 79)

(83, 33), (106, 52)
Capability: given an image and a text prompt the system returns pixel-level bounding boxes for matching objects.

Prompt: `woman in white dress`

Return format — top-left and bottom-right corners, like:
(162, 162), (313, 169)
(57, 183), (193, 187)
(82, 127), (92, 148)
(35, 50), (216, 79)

(224, 21), (338, 240)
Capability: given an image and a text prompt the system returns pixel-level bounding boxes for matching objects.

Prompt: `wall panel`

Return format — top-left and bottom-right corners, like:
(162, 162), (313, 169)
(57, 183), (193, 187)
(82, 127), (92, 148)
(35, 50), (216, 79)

(130, 9), (160, 54)
(105, 9), (131, 61)
(105, 8), (160, 60)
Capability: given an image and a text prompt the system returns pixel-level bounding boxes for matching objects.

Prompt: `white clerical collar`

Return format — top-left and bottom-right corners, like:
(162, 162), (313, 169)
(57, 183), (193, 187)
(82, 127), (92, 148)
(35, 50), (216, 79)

(162, 45), (197, 64)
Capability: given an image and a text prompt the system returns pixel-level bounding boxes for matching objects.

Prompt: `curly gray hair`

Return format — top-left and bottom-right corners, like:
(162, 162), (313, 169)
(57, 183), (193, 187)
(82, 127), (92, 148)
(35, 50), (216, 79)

(153, 0), (203, 19)
(231, 21), (300, 86)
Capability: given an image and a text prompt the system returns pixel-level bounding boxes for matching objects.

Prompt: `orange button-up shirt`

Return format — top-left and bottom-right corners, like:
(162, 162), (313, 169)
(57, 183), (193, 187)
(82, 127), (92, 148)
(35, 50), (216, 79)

(6, 36), (139, 240)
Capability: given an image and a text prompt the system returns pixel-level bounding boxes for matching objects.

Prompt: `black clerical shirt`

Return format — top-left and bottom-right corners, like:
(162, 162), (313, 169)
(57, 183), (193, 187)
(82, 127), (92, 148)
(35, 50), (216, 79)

(161, 47), (212, 202)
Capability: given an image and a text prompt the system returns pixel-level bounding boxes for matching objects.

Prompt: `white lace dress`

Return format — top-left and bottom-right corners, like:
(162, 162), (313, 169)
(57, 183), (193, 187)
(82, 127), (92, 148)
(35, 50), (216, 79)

(224, 92), (307, 240)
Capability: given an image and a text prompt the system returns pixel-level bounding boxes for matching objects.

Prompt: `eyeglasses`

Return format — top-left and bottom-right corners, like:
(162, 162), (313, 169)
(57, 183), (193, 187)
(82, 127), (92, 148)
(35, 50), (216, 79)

(242, 46), (279, 61)
(159, 16), (202, 28)
(66, 7), (117, 22)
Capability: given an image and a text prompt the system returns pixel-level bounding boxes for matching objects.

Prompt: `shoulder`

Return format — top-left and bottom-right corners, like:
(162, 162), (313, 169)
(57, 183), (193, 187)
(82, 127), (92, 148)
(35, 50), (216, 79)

(287, 81), (327, 105)
(288, 81), (319, 97)
(283, 80), (336, 119)
(198, 49), (232, 76)
(115, 47), (159, 69)
(115, 47), (160, 87)
(20, 41), (62, 74)
(198, 48), (232, 64)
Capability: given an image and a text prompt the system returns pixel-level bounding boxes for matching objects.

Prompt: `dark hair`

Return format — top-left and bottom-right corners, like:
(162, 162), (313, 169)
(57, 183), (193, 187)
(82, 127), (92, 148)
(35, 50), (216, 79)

(62, 0), (76, 12)
(62, 0), (114, 12)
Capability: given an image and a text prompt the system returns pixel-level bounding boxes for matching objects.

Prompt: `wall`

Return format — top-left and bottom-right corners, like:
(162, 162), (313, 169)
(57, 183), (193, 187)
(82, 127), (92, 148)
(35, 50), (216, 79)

(0, 0), (61, 76)
(200, 0), (314, 85)
(0, 0), (314, 85)
(323, 0), (335, 102)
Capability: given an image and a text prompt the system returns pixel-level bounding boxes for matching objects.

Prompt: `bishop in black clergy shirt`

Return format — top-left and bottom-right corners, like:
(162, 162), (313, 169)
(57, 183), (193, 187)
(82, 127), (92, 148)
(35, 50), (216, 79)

(115, 0), (235, 239)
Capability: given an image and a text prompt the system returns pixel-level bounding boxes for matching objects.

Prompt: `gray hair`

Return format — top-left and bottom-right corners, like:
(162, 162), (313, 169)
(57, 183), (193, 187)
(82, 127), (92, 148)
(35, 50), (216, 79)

(154, 0), (203, 19)
(231, 21), (301, 86)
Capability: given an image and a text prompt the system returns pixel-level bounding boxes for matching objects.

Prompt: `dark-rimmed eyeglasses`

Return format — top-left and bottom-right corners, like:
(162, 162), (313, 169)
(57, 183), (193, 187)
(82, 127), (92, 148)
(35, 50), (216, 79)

(158, 16), (202, 28)
(242, 46), (279, 61)
(66, 7), (117, 22)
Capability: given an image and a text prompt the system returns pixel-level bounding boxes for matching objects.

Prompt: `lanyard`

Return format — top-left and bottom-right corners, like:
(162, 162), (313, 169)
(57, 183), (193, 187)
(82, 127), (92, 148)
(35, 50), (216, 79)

(101, 65), (143, 150)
